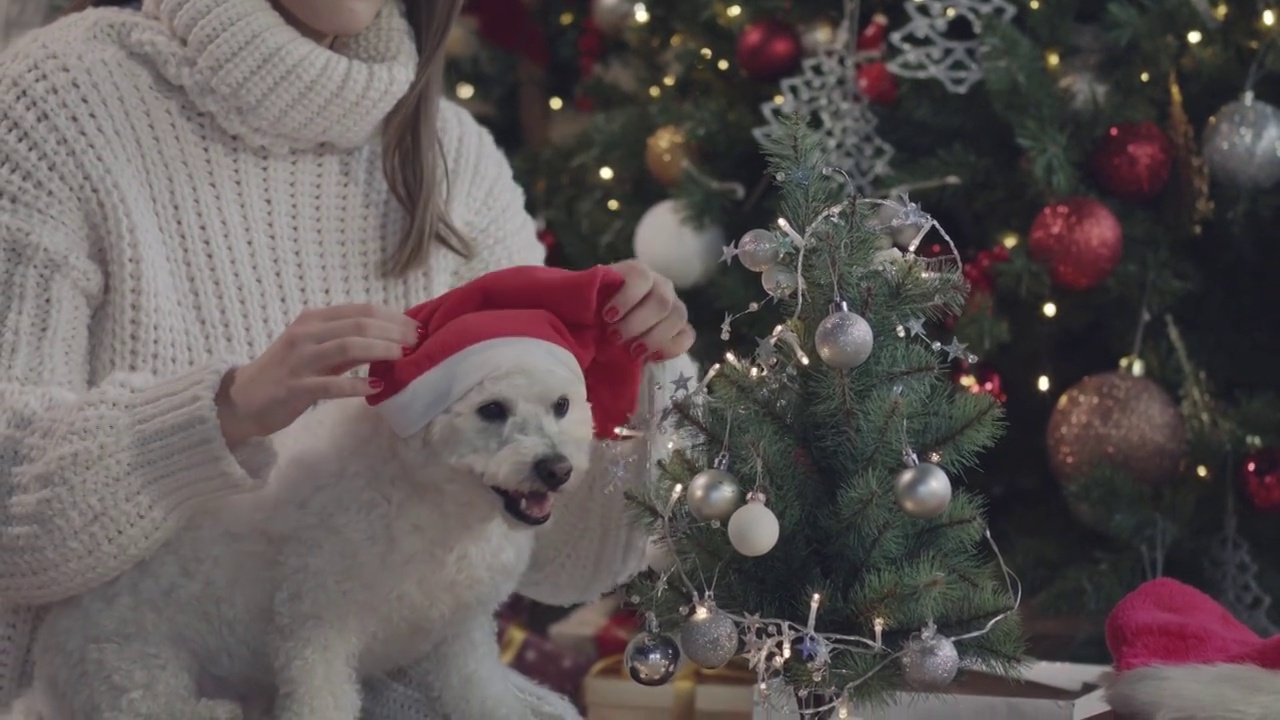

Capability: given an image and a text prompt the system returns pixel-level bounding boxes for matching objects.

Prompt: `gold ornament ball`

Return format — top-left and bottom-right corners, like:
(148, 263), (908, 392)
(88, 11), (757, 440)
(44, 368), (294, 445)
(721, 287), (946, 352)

(1046, 371), (1186, 487)
(645, 125), (694, 187)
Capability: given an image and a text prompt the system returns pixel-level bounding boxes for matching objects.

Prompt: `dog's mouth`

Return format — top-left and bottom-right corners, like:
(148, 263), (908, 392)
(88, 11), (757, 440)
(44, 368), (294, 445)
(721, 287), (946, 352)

(491, 487), (554, 526)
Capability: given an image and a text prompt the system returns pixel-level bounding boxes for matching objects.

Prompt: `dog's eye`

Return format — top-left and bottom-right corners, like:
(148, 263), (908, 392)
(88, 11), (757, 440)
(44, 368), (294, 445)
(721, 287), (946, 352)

(553, 396), (570, 418)
(476, 401), (509, 422)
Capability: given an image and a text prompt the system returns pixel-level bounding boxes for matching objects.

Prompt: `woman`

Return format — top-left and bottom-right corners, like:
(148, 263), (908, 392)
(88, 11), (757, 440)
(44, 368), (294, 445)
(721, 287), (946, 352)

(0, 0), (695, 715)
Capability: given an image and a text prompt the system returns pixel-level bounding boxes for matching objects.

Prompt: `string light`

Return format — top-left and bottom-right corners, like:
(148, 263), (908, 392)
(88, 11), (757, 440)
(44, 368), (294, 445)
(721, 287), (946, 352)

(1196, 465), (1211, 479)
(773, 94), (785, 105)
(558, 11), (574, 25)
(1187, 30), (1204, 44)
(998, 231), (1019, 249)
(1140, 71), (1152, 82)
(700, 47), (714, 59)
(633, 2), (650, 23)
(454, 82), (475, 100)
(606, 199), (620, 211)
(717, 59), (731, 71)
(726, 4), (743, 17)
(1044, 49), (1061, 69)
(662, 74), (677, 87)
(598, 166), (615, 180)
(648, 86), (661, 98)
(1264, 8), (1276, 26)
(1037, 375), (1051, 392)
(1028, 0), (1040, 8)
(670, 33), (683, 46)
(1042, 301), (1057, 318)
(548, 96), (564, 110)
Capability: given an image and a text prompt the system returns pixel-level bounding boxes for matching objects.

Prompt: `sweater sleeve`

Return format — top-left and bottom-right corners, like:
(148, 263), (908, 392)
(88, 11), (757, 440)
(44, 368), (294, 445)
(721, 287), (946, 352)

(0, 81), (276, 606)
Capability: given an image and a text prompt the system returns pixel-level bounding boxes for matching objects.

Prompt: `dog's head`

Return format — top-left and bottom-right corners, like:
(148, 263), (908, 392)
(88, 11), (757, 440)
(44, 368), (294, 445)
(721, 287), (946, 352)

(417, 363), (594, 528)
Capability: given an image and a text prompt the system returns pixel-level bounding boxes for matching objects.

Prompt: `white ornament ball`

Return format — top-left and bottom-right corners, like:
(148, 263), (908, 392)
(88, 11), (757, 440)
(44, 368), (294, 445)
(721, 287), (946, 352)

(735, 228), (785, 272)
(1203, 95), (1280, 189)
(761, 265), (798, 298)
(590, 0), (637, 36)
(643, 537), (676, 572)
(815, 309), (874, 370)
(893, 463), (952, 519)
(686, 467), (745, 522)
(633, 200), (724, 289)
(727, 499), (780, 557)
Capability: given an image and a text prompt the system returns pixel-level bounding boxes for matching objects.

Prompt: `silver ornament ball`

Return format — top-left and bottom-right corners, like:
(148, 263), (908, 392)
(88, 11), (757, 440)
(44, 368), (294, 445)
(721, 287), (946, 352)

(624, 631), (681, 686)
(899, 632), (960, 690)
(736, 229), (785, 272)
(680, 605), (739, 669)
(686, 467), (744, 522)
(589, 0), (636, 36)
(815, 307), (874, 370)
(1203, 95), (1280, 189)
(894, 463), (952, 519)
(761, 265), (798, 298)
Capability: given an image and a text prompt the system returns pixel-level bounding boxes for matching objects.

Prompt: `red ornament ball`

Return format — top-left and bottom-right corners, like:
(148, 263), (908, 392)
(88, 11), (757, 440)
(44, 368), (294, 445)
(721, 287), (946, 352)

(1089, 121), (1174, 202)
(857, 61), (898, 105)
(1027, 197), (1123, 291)
(736, 19), (802, 81)
(1241, 447), (1280, 512)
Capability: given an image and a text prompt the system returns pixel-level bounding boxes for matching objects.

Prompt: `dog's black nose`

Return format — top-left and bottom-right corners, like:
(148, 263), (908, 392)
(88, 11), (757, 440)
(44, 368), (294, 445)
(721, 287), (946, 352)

(534, 454), (573, 490)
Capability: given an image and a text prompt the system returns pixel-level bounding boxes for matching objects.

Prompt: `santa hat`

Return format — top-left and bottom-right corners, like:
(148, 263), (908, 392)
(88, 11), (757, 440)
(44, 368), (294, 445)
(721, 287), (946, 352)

(1105, 577), (1280, 719)
(367, 265), (643, 439)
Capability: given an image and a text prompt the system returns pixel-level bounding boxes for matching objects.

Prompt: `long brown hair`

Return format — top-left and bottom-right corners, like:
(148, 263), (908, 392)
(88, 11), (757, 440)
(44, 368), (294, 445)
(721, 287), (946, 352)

(64, 0), (470, 276)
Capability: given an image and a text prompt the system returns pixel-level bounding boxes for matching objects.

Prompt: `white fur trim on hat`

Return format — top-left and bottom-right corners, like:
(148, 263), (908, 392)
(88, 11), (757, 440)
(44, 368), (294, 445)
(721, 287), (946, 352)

(375, 336), (583, 438)
(1105, 663), (1280, 720)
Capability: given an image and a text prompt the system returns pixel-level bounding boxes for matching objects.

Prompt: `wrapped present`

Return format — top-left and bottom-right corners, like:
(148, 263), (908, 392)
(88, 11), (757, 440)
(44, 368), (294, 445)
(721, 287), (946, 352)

(497, 613), (595, 712)
(549, 594), (624, 659)
(753, 661), (1113, 720)
(583, 655), (755, 720)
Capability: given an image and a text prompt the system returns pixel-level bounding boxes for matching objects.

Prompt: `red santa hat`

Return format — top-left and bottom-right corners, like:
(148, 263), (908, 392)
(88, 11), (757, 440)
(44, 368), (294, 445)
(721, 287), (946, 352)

(366, 265), (643, 440)
(1105, 577), (1280, 719)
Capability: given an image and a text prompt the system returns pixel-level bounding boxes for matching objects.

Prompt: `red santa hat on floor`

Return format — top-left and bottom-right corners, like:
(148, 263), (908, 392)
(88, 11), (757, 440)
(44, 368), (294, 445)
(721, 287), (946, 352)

(1105, 577), (1280, 719)
(367, 265), (643, 439)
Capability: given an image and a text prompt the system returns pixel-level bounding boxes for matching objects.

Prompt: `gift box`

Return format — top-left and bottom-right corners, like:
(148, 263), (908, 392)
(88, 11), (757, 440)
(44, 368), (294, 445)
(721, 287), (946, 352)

(496, 602), (595, 713)
(583, 655), (755, 720)
(753, 661), (1113, 720)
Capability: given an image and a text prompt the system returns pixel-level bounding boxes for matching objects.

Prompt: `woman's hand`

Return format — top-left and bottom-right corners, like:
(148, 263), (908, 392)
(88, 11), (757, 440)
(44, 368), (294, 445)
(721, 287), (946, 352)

(604, 260), (695, 362)
(216, 304), (421, 448)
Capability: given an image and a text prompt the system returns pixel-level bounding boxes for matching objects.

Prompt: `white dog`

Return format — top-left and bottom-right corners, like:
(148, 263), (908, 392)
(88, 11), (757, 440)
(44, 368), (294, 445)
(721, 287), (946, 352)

(9, 361), (595, 720)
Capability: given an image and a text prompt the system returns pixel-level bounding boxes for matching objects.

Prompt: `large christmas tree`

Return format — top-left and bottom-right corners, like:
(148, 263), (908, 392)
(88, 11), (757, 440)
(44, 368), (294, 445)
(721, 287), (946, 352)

(496, 0), (1280, 660)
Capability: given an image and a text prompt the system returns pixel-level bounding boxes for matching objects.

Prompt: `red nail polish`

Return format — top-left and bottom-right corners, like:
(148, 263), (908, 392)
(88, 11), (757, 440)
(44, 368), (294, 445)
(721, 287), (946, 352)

(630, 343), (648, 359)
(649, 351), (664, 362)
(368, 378), (385, 391)
(603, 307), (620, 322)
(416, 324), (426, 338)
(608, 329), (623, 344)
(402, 346), (413, 357)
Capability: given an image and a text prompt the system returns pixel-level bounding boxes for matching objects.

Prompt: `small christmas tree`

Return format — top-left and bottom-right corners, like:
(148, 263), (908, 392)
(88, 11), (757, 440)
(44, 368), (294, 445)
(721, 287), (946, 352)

(620, 116), (1022, 714)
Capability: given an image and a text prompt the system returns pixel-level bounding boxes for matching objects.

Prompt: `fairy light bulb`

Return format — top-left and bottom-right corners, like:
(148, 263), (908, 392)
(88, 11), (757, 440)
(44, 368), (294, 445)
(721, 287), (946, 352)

(1037, 375), (1051, 392)
(1196, 465), (1210, 479)
(726, 4), (742, 17)
(1264, 8), (1276, 25)
(598, 166), (615, 180)
(1044, 49), (1061, 68)
(455, 82), (475, 100)
(633, 3), (649, 23)
(1187, 30), (1203, 44)
(1042, 301), (1057, 318)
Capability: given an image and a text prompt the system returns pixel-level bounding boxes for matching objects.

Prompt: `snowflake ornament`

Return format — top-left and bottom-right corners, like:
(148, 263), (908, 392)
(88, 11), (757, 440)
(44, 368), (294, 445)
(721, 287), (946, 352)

(886, 0), (1017, 94)
(754, 47), (894, 195)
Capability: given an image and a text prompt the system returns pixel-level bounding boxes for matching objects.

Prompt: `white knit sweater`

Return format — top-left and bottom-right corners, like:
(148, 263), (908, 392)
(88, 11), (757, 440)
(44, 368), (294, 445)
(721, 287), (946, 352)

(0, 0), (688, 715)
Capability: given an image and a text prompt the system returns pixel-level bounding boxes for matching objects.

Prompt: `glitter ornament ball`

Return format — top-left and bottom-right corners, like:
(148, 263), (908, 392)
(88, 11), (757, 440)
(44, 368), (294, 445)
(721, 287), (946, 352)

(633, 200), (724, 289)
(761, 265), (799, 298)
(815, 303), (874, 370)
(1027, 197), (1123, 291)
(736, 228), (785, 272)
(1203, 94), (1280, 189)
(1240, 447), (1280, 512)
(727, 497), (780, 557)
(857, 61), (898, 106)
(1089, 121), (1173, 202)
(589, 0), (636, 36)
(680, 603), (739, 669)
(894, 463), (952, 519)
(645, 125), (694, 187)
(624, 631), (681, 686)
(736, 18), (802, 81)
(1046, 371), (1186, 487)
(686, 466), (744, 522)
(900, 630), (960, 690)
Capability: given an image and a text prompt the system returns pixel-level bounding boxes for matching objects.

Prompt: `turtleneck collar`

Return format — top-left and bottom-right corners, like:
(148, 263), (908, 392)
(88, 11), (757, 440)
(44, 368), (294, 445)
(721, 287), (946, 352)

(132, 0), (418, 151)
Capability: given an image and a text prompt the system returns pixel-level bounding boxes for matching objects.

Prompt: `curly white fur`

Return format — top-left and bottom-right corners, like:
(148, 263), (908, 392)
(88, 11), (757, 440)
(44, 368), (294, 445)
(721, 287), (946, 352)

(1105, 663), (1280, 720)
(4, 364), (595, 720)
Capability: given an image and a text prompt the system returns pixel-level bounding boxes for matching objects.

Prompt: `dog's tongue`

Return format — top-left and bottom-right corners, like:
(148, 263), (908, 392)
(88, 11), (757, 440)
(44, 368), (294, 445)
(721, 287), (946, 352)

(519, 492), (554, 520)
